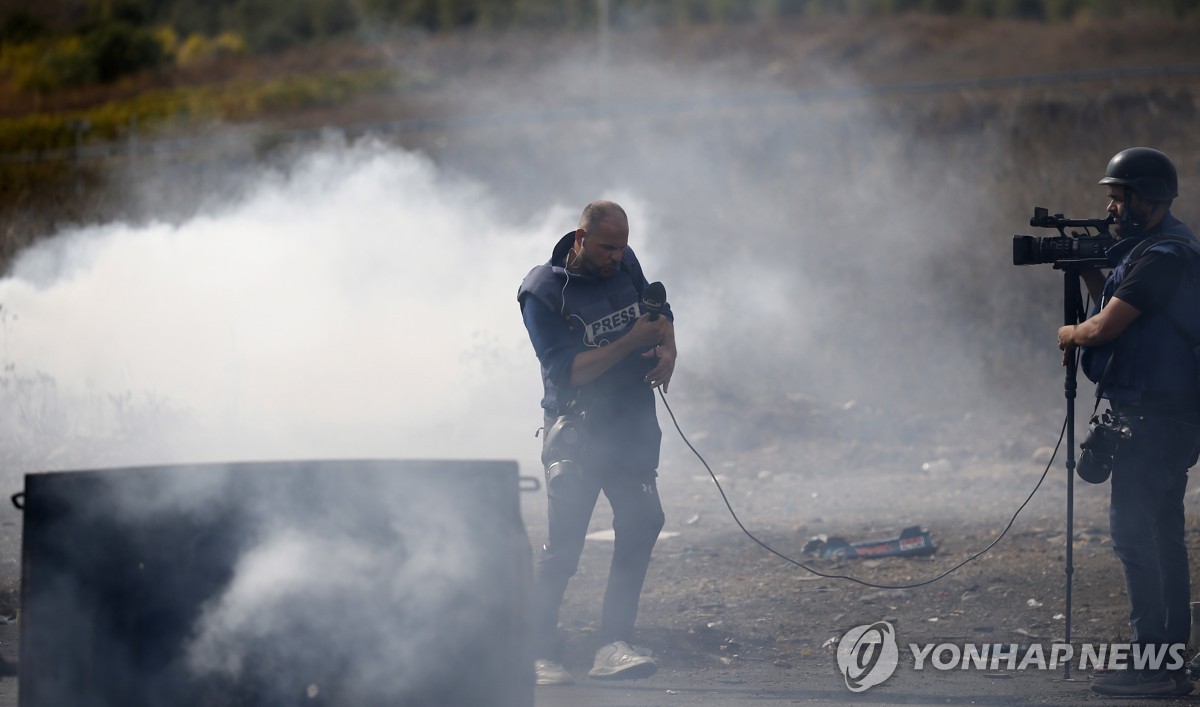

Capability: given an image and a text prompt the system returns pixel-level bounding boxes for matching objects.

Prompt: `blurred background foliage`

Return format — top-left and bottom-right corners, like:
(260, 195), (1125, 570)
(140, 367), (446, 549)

(0, 67), (395, 151)
(0, 0), (1198, 270)
(0, 0), (1197, 97)
(2, 0), (1200, 83)
(0, 0), (1195, 152)
(0, 0), (1194, 165)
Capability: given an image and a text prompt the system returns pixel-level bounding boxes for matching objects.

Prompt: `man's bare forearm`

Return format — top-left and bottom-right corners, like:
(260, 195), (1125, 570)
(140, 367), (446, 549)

(568, 338), (637, 388)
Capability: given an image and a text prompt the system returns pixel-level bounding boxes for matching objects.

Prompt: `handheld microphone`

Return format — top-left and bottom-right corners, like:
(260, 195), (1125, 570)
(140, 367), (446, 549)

(643, 281), (666, 321)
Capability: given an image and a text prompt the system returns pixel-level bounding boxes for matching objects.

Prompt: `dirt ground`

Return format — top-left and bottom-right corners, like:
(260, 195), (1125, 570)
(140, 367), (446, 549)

(520, 400), (1200, 705)
(1, 404), (1193, 706)
(3, 405), (1194, 706)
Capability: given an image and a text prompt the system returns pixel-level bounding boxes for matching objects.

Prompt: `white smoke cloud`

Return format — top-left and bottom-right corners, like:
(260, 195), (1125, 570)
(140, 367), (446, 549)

(0, 138), (597, 471)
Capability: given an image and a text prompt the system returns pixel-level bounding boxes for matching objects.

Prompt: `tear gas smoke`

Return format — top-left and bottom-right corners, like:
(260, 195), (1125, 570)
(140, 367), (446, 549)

(0, 139), (565, 472)
(20, 460), (532, 706)
(0, 30), (1108, 559)
(0, 67), (1061, 476)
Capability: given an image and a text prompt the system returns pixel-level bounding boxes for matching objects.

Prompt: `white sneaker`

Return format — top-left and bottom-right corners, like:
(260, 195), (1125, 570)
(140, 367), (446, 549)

(587, 640), (657, 679)
(534, 658), (574, 685)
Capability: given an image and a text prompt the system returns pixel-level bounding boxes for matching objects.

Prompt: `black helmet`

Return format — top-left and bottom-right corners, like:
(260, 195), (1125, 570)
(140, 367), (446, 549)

(1098, 147), (1178, 201)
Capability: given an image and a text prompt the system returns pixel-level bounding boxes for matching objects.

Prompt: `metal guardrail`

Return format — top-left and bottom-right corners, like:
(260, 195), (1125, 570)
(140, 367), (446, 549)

(4, 61), (1200, 166)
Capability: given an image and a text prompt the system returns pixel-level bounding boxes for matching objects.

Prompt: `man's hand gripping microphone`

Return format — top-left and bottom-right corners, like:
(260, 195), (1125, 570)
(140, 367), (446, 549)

(640, 281), (675, 392)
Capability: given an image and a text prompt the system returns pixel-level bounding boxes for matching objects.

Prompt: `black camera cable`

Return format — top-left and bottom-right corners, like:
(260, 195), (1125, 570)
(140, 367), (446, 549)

(658, 388), (1067, 590)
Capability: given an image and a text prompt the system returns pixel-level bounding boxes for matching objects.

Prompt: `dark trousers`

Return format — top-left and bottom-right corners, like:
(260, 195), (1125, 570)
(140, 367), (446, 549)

(1108, 412), (1200, 649)
(531, 453), (665, 660)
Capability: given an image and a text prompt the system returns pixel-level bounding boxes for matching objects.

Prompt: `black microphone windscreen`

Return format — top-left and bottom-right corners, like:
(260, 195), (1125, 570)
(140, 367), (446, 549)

(643, 281), (666, 321)
(644, 281), (666, 304)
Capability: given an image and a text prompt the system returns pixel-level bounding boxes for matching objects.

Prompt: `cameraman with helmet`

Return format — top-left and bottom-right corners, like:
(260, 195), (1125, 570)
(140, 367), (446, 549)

(1058, 147), (1200, 697)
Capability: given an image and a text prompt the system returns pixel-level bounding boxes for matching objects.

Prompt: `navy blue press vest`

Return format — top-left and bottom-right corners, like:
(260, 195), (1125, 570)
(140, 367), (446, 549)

(517, 232), (664, 472)
(1080, 213), (1200, 408)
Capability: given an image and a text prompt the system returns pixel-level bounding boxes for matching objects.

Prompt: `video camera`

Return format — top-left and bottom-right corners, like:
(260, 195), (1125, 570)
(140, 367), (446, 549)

(1012, 207), (1115, 267)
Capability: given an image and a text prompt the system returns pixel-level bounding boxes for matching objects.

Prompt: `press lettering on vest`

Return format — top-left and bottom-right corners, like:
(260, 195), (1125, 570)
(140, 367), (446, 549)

(586, 304), (641, 345)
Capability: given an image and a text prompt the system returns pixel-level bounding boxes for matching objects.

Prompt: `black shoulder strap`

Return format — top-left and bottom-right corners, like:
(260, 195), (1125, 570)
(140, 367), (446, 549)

(1129, 233), (1200, 265)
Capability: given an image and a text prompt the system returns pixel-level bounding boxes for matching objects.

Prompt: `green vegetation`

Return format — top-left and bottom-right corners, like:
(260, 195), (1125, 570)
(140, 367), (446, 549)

(0, 67), (397, 154)
(0, 0), (1194, 147)
(0, 0), (1196, 267)
(0, 0), (1196, 96)
(1, 22), (165, 93)
(0, 0), (360, 95)
(1, 0), (1198, 92)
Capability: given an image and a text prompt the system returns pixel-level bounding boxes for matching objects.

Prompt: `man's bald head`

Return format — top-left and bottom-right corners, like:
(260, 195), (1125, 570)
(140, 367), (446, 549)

(578, 200), (628, 233)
